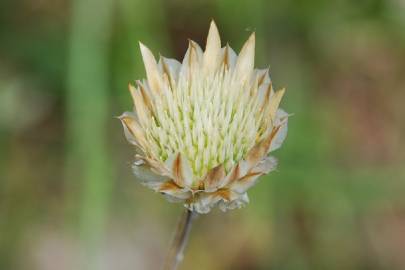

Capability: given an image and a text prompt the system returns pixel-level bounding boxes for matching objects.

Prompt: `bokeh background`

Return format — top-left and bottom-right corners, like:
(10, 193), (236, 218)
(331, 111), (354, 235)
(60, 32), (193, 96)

(1, 0), (405, 269)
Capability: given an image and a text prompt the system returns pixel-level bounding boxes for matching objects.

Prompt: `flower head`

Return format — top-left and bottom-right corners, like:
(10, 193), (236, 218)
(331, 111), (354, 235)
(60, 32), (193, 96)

(120, 21), (288, 214)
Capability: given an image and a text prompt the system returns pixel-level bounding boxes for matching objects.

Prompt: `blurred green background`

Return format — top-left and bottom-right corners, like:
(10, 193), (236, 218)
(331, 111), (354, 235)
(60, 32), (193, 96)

(1, 0), (405, 269)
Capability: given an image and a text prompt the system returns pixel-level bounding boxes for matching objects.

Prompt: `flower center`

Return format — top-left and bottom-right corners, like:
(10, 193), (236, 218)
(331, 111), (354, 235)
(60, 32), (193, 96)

(144, 67), (264, 180)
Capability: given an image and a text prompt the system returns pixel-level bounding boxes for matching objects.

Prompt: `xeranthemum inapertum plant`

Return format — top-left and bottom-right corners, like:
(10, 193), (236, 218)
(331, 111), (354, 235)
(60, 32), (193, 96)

(119, 21), (288, 214)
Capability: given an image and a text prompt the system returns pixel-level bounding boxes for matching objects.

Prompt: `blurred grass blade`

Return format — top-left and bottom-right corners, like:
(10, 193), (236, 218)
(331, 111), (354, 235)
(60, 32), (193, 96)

(66, 0), (114, 268)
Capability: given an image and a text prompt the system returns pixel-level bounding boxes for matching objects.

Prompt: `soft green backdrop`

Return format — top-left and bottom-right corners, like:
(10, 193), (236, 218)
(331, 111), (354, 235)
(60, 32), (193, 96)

(1, 0), (405, 269)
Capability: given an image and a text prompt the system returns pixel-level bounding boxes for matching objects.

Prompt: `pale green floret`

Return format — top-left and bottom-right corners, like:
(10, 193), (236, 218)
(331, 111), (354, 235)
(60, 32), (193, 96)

(143, 65), (263, 180)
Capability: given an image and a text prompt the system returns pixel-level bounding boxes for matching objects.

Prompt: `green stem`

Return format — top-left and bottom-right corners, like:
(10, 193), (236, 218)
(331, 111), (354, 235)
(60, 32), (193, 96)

(163, 209), (196, 270)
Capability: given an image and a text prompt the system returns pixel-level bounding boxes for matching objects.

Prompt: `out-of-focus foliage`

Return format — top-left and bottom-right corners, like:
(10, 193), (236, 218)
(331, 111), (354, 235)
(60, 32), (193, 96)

(1, 0), (405, 269)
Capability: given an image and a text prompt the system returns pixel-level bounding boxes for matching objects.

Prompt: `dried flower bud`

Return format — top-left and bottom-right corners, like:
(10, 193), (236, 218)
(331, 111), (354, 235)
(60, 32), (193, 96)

(120, 21), (288, 213)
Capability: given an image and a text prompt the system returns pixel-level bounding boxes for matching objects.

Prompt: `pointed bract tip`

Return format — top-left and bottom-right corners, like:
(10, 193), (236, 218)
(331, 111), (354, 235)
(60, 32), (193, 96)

(209, 20), (218, 29)
(139, 42), (149, 56)
(128, 82), (135, 90)
(207, 20), (220, 42)
(128, 83), (137, 94)
(239, 32), (255, 54)
(188, 39), (198, 46)
(248, 32), (255, 42)
(139, 42), (153, 56)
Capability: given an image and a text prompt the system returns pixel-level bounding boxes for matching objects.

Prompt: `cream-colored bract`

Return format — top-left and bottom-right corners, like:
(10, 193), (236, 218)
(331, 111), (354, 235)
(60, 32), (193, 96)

(119, 21), (288, 214)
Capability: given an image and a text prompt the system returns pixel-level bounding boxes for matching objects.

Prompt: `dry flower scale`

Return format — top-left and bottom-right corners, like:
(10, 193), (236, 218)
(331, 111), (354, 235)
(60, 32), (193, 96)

(119, 21), (288, 214)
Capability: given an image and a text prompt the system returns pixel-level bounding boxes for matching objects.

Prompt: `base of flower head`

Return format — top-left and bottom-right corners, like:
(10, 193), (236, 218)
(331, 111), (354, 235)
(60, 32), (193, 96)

(133, 153), (280, 214)
(184, 190), (250, 214)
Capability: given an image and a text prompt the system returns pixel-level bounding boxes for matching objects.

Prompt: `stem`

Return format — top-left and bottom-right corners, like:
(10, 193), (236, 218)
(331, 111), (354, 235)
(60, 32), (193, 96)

(163, 209), (196, 270)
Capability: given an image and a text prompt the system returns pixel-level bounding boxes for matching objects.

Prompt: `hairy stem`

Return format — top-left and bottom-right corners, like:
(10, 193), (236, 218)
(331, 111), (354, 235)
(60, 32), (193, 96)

(163, 209), (196, 270)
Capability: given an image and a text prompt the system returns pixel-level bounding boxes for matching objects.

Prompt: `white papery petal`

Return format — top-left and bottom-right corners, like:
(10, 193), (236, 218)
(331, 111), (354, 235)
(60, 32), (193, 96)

(234, 33), (255, 82)
(119, 112), (147, 149)
(230, 173), (262, 194)
(251, 156), (278, 174)
(186, 193), (222, 214)
(270, 109), (288, 152)
(219, 192), (249, 212)
(221, 44), (237, 69)
(255, 68), (271, 86)
(132, 163), (167, 189)
(159, 57), (181, 83)
(180, 40), (203, 78)
(203, 21), (221, 73)
(269, 88), (285, 122)
(165, 153), (194, 188)
(139, 42), (162, 95)
(160, 185), (191, 200)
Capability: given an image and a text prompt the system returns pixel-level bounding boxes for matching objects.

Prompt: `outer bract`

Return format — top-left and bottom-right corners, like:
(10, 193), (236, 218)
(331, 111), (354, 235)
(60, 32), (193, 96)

(120, 21), (288, 214)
